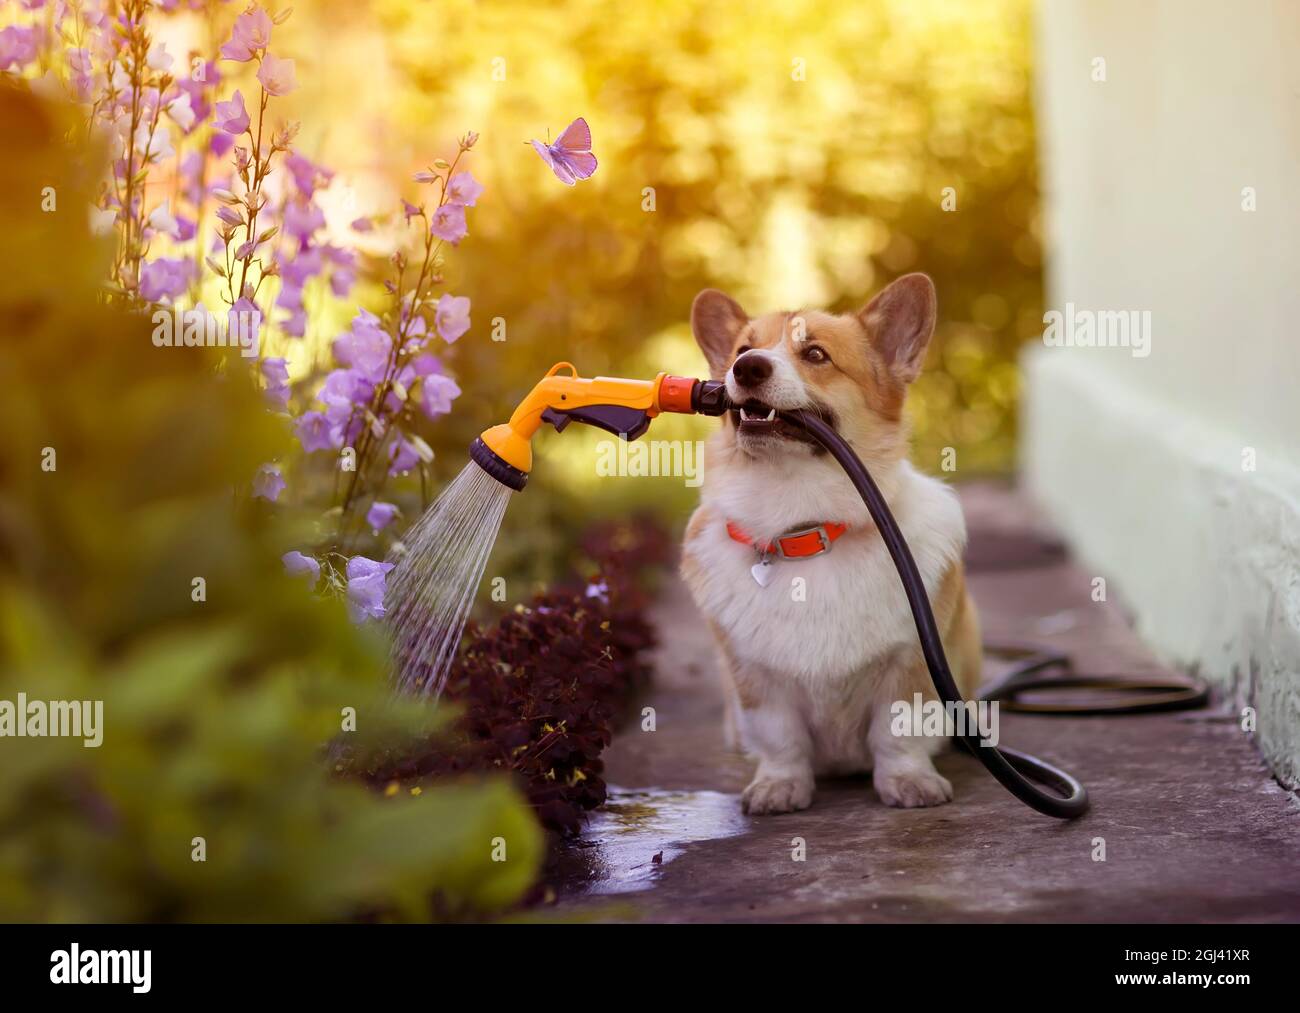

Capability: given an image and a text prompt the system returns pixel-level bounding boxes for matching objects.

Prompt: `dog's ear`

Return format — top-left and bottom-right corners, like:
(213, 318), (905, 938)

(691, 289), (749, 379)
(858, 273), (936, 383)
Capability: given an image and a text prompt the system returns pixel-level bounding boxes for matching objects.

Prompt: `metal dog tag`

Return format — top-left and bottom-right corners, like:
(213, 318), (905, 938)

(750, 555), (774, 587)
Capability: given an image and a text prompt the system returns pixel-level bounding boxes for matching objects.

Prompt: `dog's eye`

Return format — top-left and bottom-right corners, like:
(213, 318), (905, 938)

(734, 344), (752, 358)
(802, 345), (830, 364)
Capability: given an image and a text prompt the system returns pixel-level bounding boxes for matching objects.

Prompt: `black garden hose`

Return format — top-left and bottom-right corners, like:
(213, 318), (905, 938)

(487, 372), (1211, 819)
(781, 407), (1093, 819)
(978, 641), (1210, 716)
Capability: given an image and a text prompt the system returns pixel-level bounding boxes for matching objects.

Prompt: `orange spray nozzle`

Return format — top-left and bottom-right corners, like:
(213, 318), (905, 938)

(471, 363), (730, 490)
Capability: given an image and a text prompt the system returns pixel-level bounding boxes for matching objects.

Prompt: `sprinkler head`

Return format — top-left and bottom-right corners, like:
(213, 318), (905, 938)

(470, 435), (530, 491)
(471, 363), (733, 490)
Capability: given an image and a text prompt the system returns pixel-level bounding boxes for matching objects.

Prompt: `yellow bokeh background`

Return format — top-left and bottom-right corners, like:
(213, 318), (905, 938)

(150, 0), (1041, 578)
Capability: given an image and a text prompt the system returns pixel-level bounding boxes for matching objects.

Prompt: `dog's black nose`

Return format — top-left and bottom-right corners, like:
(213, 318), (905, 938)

(732, 351), (773, 388)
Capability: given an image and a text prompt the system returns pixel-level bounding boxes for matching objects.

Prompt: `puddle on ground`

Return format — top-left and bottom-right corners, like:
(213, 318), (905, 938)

(553, 786), (748, 896)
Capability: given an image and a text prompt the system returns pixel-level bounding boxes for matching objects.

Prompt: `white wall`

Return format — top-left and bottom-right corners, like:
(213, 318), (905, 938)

(1024, 0), (1300, 785)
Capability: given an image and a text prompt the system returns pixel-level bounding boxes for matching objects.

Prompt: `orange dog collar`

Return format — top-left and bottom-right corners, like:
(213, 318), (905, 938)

(726, 519), (847, 559)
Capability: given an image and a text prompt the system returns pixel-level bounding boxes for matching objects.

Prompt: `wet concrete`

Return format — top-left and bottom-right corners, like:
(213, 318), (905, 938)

(553, 482), (1300, 922)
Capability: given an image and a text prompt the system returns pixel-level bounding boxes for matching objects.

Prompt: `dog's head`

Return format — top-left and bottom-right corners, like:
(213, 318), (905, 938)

(691, 273), (936, 463)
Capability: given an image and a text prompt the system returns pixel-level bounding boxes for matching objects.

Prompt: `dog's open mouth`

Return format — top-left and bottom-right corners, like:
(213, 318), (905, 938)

(733, 400), (835, 445)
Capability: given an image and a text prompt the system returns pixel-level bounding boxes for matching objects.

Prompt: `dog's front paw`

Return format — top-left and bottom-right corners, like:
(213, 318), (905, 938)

(742, 775), (813, 815)
(874, 766), (953, 808)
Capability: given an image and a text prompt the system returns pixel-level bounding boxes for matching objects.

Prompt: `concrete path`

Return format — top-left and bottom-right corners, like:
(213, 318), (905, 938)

(553, 484), (1300, 922)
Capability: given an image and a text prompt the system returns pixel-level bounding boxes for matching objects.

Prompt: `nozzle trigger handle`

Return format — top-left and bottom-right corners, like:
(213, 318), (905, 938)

(541, 405), (653, 441)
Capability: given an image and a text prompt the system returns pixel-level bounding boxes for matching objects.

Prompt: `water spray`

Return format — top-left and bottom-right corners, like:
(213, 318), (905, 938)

(387, 365), (726, 700)
(394, 361), (1091, 819)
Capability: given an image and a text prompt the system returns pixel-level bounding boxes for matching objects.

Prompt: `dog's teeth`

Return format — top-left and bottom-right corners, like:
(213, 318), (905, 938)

(764, 408), (776, 421)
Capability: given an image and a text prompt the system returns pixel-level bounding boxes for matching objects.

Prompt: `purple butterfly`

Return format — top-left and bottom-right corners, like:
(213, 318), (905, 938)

(530, 117), (598, 185)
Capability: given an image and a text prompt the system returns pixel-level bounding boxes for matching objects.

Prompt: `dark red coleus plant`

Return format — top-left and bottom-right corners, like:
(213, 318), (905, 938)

(362, 516), (666, 835)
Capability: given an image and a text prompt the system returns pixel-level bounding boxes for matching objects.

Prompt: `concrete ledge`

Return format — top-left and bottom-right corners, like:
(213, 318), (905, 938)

(1021, 346), (1300, 789)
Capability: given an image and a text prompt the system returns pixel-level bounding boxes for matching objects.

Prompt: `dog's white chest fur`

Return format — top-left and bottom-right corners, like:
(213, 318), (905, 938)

(684, 455), (968, 777)
(687, 457), (965, 684)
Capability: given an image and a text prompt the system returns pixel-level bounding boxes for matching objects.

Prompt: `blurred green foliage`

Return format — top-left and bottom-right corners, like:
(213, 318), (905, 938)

(281, 0), (1042, 583)
(0, 88), (542, 922)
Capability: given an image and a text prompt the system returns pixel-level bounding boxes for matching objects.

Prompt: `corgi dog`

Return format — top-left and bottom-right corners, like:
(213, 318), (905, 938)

(680, 273), (981, 815)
